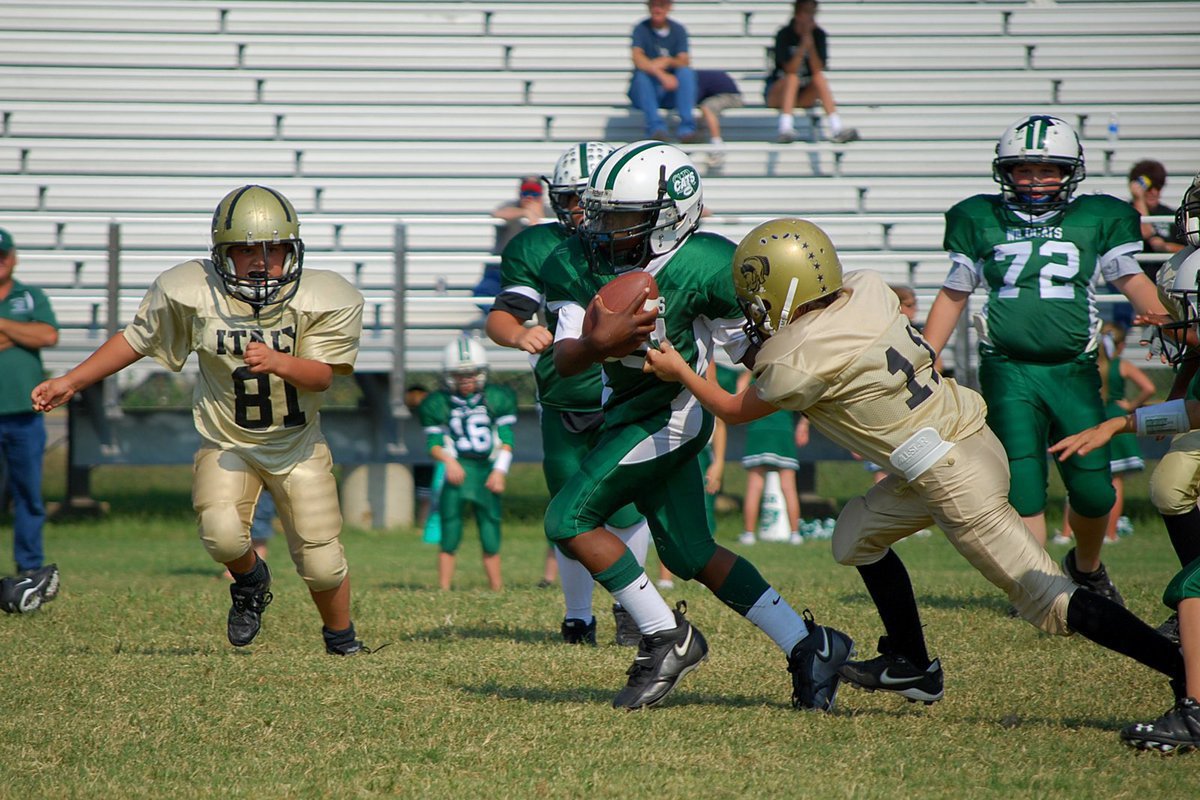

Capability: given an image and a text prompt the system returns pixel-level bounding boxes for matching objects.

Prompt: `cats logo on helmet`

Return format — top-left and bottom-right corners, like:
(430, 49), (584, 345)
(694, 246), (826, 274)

(211, 185), (305, 312)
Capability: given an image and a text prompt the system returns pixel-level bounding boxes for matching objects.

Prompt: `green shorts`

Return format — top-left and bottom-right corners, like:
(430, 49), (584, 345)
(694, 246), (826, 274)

(979, 351), (1114, 518)
(545, 410), (715, 580)
(540, 408), (643, 530)
(1163, 555), (1200, 610)
(440, 458), (501, 556)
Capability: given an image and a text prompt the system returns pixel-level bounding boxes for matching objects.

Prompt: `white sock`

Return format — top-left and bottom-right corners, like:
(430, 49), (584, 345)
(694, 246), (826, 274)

(744, 588), (809, 655)
(556, 547), (595, 622)
(612, 572), (676, 634)
(777, 114), (795, 133)
(608, 519), (651, 568)
(827, 113), (843, 134)
(710, 136), (724, 145)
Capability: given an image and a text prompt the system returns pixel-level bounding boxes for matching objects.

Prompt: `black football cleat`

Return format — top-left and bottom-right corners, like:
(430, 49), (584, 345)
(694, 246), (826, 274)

(1062, 547), (1125, 607)
(612, 603), (641, 647)
(837, 636), (944, 705)
(612, 602), (708, 710)
(1121, 697), (1200, 754)
(561, 617), (597, 646)
(323, 624), (376, 655)
(1157, 613), (1181, 645)
(227, 562), (273, 647)
(788, 610), (855, 712)
(18, 564), (60, 604)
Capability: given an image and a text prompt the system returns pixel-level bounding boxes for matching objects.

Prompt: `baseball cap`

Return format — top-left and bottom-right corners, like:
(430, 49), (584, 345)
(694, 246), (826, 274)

(1128, 160), (1167, 192)
(519, 178), (544, 199)
(0, 228), (12, 253)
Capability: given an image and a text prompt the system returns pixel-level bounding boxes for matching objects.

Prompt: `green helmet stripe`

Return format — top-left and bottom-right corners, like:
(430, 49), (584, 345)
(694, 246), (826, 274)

(604, 142), (660, 190)
(578, 144), (590, 179)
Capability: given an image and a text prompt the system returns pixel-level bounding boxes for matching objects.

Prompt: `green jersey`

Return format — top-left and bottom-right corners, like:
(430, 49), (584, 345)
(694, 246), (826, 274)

(943, 193), (1142, 363)
(0, 279), (58, 415)
(543, 232), (750, 429)
(493, 222), (603, 413)
(418, 385), (517, 461)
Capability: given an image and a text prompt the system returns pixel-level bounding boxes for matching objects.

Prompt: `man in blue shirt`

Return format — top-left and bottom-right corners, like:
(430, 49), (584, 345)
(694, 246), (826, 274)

(629, 0), (699, 143)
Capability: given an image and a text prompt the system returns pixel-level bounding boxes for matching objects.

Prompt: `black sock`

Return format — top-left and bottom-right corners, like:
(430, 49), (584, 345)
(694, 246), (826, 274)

(1067, 589), (1184, 684)
(1162, 508), (1200, 568)
(856, 549), (931, 669)
(231, 555), (268, 587)
(323, 623), (357, 647)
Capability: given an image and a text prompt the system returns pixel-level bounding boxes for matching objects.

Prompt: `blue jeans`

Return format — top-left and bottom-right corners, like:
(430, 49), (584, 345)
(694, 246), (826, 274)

(251, 489), (276, 542)
(0, 413), (47, 572)
(628, 68), (697, 137)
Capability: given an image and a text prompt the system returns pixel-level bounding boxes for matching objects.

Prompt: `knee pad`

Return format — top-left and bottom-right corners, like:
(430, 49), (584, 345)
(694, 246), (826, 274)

(197, 503), (252, 564)
(831, 497), (884, 566)
(1065, 470), (1116, 519)
(1150, 455), (1200, 515)
(658, 537), (716, 582)
(544, 492), (576, 544)
(1007, 457), (1049, 517)
(294, 539), (348, 593)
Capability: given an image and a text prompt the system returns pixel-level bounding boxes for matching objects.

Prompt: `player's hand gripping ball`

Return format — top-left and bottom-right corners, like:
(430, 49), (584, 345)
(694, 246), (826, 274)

(581, 271), (660, 360)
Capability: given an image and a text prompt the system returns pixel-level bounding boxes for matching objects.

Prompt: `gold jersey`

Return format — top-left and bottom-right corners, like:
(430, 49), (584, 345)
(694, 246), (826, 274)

(753, 270), (987, 470)
(123, 259), (364, 474)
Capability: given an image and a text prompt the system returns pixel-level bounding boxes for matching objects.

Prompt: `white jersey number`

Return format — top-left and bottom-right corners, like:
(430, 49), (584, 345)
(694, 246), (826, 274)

(994, 240), (1080, 300)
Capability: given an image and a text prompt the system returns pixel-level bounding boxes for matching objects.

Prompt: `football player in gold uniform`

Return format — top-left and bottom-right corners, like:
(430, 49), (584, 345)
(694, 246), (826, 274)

(32, 185), (369, 655)
(645, 218), (1185, 707)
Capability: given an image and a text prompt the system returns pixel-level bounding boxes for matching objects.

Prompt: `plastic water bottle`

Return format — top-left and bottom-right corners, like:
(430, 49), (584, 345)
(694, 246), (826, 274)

(1106, 112), (1120, 146)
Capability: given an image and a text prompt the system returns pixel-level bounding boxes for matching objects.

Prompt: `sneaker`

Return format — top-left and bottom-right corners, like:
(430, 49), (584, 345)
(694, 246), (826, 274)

(789, 531), (804, 545)
(837, 636), (944, 705)
(656, 578), (675, 590)
(1121, 697), (1200, 753)
(613, 603), (641, 647)
(19, 563), (60, 604)
(1061, 547), (1125, 607)
(648, 129), (670, 142)
(1116, 516), (1134, 537)
(829, 128), (860, 144)
(536, 578), (555, 589)
(738, 531), (756, 546)
(612, 601), (708, 710)
(561, 617), (597, 646)
(678, 130), (705, 145)
(1157, 613), (1181, 645)
(776, 130), (795, 145)
(227, 562), (273, 647)
(0, 569), (55, 614)
(324, 629), (373, 656)
(787, 610), (855, 712)
(705, 150), (726, 170)
(1051, 533), (1072, 546)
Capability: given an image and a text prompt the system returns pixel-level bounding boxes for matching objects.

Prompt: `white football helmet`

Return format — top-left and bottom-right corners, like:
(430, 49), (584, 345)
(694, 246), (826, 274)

(546, 141), (615, 232)
(579, 140), (703, 273)
(211, 185), (304, 309)
(442, 337), (489, 394)
(1176, 173), (1200, 248)
(1155, 248), (1200, 365)
(992, 115), (1085, 213)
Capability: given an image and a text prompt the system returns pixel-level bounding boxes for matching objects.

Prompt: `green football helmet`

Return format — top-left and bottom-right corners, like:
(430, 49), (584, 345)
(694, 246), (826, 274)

(732, 218), (843, 346)
(211, 185), (304, 309)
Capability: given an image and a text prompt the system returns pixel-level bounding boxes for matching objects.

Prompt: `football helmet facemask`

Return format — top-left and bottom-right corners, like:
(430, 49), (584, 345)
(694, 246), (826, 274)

(993, 115), (1086, 214)
(211, 185), (304, 310)
(545, 141), (615, 232)
(1157, 249), (1200, 366)
(732, 218), (844, 347)
(1176, 173), (1200, 248)
(579, 141), (703, 274)
(442, 337), (489, 395)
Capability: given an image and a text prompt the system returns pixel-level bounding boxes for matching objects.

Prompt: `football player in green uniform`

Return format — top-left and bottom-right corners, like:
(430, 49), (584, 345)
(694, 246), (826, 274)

(32, 185), (370, 654)
(923, 115), (1166, 605)
(419, 337), (517, 592)
(542, 140), (853, 711)
(486, 142), (651, 645)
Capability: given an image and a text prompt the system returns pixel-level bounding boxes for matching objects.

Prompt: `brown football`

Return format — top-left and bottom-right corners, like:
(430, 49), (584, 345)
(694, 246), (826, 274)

(581, 270), (660, 351)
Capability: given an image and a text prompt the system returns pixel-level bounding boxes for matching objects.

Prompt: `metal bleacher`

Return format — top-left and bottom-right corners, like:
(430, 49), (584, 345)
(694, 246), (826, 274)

(2, 0), (1198, 384)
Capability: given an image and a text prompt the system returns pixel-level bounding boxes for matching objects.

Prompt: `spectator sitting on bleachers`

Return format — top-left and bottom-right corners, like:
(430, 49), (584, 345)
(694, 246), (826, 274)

(1129, 159), (1187, 258)
(766, 0), (859, 145)
(475, 177), (547, 314)
(629, 0), (701, 144)
(695, 69), (743, 148)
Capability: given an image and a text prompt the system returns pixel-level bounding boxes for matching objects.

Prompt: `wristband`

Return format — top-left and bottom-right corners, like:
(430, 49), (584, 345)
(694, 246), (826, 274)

(492, 449), (513, 474)
(1135, 399), (1189, 436)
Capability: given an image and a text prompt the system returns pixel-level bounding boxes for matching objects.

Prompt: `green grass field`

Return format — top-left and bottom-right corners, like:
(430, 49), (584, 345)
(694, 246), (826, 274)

(0, 461), (1193, 799)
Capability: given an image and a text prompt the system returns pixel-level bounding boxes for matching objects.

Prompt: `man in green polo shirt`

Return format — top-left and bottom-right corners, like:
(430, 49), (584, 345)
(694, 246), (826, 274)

(0, 228), (61, 613)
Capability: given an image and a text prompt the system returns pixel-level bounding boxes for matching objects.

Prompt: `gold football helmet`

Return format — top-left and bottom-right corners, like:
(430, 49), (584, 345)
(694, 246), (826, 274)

(732, 218), (843, 346)
(211, 185), (304, 309)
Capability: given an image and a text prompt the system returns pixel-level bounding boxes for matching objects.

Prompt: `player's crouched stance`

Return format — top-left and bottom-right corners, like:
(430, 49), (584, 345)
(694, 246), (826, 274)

(646, 218), (1187, 712)
(31, 186), (371, 655)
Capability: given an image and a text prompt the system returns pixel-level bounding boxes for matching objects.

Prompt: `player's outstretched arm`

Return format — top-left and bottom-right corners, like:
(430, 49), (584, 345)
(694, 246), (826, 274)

(31, 332), (143, 412)
(643, 342), (776, 425)
(1050, 398), (1200, 461)
(1111, 272), (1167, 318)
(1049, 417), (1130, 461)
(922, 287), (970, 356)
